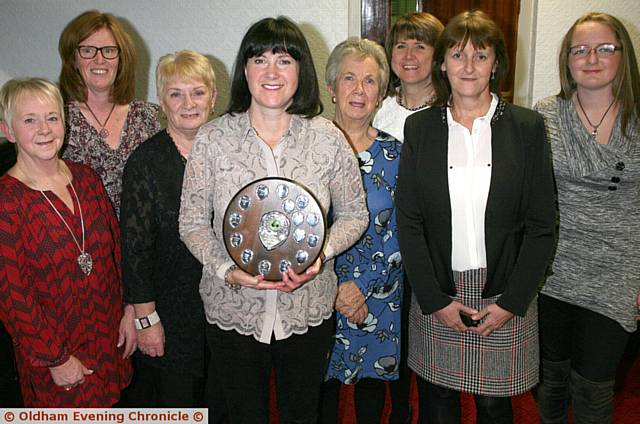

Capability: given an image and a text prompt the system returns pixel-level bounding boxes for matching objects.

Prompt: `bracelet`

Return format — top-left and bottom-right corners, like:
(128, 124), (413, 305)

(224, 264), (240, 292)
(134, 310), (161, 330)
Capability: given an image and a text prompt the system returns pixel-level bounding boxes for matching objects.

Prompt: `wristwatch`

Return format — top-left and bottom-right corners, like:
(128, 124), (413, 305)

(134, 310), (161, 330)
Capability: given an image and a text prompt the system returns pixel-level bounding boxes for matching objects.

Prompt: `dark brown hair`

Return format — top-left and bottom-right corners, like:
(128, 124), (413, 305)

(228, 16), (322, 118)
(385, 12), (444, 95)
(432, 9), (508, 106)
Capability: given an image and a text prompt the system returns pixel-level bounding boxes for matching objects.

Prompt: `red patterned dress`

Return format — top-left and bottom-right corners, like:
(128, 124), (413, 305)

(0, 162), (132, 407)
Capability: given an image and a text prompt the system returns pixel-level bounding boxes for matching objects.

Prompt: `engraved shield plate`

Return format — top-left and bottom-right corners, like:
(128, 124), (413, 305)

(223, 177), (326, 281)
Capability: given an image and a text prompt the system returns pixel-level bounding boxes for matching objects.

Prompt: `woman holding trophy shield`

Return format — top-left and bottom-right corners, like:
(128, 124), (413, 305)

(179, 16), (368, 424)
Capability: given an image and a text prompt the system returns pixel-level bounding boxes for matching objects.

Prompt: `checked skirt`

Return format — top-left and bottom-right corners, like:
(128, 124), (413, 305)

(407, 268), (539, 396)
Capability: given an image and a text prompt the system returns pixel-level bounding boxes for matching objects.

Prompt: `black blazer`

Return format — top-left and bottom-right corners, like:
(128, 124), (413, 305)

(396, 100), (556, 316)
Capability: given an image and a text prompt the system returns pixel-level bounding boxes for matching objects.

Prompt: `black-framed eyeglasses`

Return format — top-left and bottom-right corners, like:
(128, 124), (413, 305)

(77, 45), (120, 59)
(608, 161), (625, 191)
(569, 43), (622, 58)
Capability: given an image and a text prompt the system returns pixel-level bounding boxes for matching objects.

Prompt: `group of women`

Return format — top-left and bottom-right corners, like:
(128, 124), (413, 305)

(0, 6), (638, 424)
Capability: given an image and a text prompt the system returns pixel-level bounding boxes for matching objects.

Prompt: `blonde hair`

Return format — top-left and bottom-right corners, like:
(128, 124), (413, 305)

(0, 78), (65, 132)
(156, 50), (216, 97)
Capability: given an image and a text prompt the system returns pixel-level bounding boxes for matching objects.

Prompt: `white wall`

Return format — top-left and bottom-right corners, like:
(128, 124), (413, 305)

(0, 0), (351, 119)
(4, 1), (639, 116)
(515, 0), (640, 107)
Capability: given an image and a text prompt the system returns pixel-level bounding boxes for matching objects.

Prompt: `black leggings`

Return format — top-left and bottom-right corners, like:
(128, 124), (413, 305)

(319, 378), (387, 424)
(538, 294), (630, 382)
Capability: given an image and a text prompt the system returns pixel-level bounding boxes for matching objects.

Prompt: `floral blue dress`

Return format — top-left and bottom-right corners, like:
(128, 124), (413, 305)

(326, 131), (403, 384)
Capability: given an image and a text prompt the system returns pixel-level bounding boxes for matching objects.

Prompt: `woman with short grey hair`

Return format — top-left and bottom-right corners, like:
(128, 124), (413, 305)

(320, 37), (403, 424)
(325, 37), (390, 98)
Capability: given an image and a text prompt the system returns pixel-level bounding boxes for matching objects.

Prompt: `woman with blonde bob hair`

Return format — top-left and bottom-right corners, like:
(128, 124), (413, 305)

(534, 12), (640, 424)
(0, 78), (135, 407)
(58, 10), (160, 216)
(120, 50), (217, 408)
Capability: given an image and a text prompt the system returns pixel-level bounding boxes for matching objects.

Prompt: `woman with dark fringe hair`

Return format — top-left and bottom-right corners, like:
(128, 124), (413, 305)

(373, 12), (444, 422)
(178, 16), (368, 423)
(373, 12), (444, 142)
(397, 10), (556, 423)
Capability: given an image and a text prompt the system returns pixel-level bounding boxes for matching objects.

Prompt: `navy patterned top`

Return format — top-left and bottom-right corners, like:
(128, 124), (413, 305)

(326, 131), (404, 383)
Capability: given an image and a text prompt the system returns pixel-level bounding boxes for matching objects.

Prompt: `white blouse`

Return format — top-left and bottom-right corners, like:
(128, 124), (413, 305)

(447, 94), (498, 271)
(373, 95), (429, 142)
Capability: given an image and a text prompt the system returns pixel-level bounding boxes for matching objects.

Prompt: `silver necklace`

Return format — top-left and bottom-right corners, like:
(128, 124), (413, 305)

(40, 174), (93, 275)
(576, 93), (615, 137)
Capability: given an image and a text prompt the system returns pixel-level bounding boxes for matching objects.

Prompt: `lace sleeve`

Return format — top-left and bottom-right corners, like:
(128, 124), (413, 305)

(179, 127), (231, 275)
(325, 133), (369, 260)
(120, 154), (157, 303)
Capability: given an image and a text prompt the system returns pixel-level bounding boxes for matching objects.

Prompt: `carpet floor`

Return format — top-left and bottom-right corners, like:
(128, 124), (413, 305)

(269, 341), (639, 423)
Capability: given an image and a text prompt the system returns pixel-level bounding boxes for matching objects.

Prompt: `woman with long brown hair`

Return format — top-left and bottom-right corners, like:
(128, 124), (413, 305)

(58, 10), (159, 217)
(534, 12), (640, 423)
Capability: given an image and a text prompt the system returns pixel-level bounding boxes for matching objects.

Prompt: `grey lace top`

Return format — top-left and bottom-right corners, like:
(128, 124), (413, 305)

(179, 112), (368, 343)
(535, 96), (640, 332)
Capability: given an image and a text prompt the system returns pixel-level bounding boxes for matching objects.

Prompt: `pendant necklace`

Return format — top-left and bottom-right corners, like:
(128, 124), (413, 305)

(40, 174), (93, 276)
(84, 102), (116, 139)
(576, 93), (615, 137)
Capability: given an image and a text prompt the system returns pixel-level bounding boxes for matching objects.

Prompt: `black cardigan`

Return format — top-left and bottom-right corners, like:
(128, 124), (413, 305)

(396, 100), (556, 317)
(120, 130), (205, 375)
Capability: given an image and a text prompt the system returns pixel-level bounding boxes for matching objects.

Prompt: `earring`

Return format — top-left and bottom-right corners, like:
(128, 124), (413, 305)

(331, 96), (336, 104)
(491, 71), (496, 80)
(375, 100), (380, 108)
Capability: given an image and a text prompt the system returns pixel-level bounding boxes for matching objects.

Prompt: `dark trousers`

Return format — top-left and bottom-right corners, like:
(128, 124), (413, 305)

(389, 279), (413, 423)
(206, 319), (334, 424)
(123, 357), (205, 407)
(319, 378), (386, 424)
(538, 294), (630, 382)
(417, 378), (513, 424)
